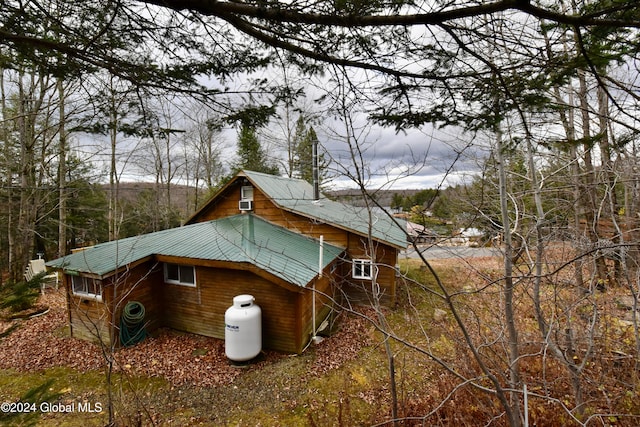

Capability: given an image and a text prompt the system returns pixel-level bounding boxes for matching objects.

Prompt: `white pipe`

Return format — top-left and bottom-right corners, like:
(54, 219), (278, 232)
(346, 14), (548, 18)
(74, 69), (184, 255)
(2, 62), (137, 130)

(313, 235), (324, 340)
(318, 235), (324, 278)
(312, 138), (319, 200)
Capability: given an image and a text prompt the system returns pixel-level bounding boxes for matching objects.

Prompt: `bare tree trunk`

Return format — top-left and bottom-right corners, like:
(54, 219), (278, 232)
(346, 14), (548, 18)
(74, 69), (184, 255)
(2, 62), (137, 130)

(544, 23), (586, 290)
(14, 72), (46, 280)
(334, 82), (400, 423)
(597, 82), (623, 283)
(1, 69), (14, 282)
(57, 78), (67, 258)
(108, 78), (120, 241)
(622, 143), (640, 278)
(494, 115), (523, 427)
(577, 69), (610, 290)
(164, 131), (172, 230)
(15, 72), (31, 279)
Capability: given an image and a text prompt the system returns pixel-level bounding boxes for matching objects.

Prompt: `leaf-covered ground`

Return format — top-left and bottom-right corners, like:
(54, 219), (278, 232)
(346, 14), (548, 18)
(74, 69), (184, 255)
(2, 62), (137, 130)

(0, 286), (385, 425)
(2, 254), (639, 425)
(0, 289), (373, 388)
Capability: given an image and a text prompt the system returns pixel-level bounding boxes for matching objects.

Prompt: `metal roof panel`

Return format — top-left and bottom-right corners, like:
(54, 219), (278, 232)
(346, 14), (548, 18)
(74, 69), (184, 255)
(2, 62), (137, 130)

(242, 170), (407, 248)
(47, 214), (344, 287)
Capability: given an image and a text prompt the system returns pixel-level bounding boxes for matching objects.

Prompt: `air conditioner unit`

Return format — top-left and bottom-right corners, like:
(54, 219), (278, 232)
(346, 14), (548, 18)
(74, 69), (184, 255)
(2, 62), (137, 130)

(239, 200), (253, 211)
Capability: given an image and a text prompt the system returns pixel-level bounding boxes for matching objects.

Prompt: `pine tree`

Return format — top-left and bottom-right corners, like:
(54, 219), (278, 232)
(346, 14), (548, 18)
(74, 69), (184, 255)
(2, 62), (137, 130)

(292, 116), (326, 186)
(234, 123), (279, 175)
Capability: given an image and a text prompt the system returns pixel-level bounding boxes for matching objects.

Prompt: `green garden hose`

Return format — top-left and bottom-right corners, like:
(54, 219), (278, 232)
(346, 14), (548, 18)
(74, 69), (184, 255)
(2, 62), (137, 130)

(119, 301), (147, 346)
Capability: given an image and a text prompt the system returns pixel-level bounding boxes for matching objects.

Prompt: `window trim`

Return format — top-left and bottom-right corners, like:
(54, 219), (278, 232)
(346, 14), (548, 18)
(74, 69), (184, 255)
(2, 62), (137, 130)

(163, 263), (197, 287)
(352, 259), (375, 280)
(240, 185), (254, 201)
(70, 275), (103, 301)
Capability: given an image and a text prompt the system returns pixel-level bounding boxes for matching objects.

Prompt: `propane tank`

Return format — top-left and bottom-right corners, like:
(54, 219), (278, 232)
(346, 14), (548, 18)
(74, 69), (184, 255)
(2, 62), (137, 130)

(224, 295), (261, 361)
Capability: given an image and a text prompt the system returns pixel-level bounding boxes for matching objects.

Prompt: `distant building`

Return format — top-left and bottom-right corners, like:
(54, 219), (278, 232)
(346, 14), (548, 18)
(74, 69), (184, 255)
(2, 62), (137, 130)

(406, 221), (438, 244)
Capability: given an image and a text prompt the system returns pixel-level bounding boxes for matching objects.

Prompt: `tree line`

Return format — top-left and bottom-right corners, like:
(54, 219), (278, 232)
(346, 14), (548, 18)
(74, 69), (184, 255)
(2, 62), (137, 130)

(2, 0), (640, 425)
(0, 68), (322, 281)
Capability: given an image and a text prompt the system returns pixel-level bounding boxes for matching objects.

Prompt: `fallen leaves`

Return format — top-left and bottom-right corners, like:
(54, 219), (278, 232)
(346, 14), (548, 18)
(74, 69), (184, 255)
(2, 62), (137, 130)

(0, 291), (103, 373)
(0, 289), (372, 388)
(114, 332), (244, 387)
(309, 308), (375, 376)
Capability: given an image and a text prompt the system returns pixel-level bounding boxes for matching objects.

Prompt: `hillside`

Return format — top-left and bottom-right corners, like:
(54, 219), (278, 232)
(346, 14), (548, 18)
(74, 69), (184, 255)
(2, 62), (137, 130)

(327, 188), (426, 208)
(102, 182), (436, 220)
(103, 182), (209, 220)
(108, 183), (425, 215)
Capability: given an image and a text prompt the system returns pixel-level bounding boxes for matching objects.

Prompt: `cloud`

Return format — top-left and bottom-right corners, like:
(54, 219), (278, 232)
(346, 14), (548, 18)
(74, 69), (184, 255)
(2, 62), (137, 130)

(319, 122), (482, 190)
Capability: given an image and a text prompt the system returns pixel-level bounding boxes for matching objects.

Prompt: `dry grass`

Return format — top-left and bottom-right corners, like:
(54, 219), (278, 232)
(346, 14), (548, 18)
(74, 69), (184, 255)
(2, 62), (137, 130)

(392, 252), (640, 426)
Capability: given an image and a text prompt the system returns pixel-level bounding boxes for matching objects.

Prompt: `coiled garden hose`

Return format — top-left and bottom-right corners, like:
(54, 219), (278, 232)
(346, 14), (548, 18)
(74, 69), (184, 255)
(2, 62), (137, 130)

(119, 301), (147, 346)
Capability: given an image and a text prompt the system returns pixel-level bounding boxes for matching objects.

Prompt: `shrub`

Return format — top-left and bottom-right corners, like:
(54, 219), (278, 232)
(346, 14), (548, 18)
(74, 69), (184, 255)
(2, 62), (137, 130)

(0, 273), (44, 314)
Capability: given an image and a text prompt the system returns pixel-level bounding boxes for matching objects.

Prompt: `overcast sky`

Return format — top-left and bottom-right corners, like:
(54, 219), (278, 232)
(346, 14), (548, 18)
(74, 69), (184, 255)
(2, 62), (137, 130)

(306, 111), (484, 190)
(86, 110), (484, 191)
(74, 65), (487, 190)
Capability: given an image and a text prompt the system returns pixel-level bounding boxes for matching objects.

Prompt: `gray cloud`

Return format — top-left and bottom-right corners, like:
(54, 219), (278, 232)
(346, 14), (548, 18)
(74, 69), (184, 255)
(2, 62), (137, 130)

(320, 123), (483, 189)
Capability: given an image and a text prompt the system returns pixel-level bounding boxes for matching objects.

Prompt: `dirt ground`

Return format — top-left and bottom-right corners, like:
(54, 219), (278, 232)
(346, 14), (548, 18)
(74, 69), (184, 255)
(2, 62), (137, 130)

(0, 288), (373, 388)
(4, 254), (638, 425)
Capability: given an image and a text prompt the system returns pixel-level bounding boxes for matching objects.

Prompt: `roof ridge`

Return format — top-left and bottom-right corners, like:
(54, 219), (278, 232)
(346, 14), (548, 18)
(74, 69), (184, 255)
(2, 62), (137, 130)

(243, 169), (308, 183)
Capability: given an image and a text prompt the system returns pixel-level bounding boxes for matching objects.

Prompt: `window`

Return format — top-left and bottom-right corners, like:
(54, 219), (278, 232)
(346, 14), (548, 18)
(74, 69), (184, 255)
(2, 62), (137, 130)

(241, 185), (254, 201)
(352, 259), (375, 280)
(71, 275), (102, 301)
(164, 263), (196, 287)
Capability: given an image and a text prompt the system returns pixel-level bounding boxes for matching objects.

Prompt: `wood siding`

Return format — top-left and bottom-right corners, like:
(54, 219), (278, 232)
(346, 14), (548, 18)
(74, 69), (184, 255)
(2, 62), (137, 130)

(67, 175), (399, 353)
(191, 180), (248, 222)
(109, 262), (164, 342)
(301, 272), (335, 340)
(191, 180), (350, 248)
(65, 274), (111, 345)
(66, 261), (164, 346)
(191, 177), (398, 305)
(68, 259), (316, 353)
(340, 235), (398, 306)
(162, 266), (303, 353)
(67, 254), (392, 352)
(69, 266), (311, 353)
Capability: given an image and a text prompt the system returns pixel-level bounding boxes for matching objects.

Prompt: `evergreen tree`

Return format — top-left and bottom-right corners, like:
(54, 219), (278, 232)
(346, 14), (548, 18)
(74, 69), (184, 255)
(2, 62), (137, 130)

(291, 115), (326, 187)
(390, 193), (404, 213)
(296, 126), (324, 184)
(37, 156), (109, 255)
(234, 123), (279, 175)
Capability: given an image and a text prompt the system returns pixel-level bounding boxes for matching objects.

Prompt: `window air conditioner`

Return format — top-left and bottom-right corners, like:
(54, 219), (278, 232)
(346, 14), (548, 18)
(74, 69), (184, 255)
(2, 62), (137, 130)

(239, 200), (253, 211)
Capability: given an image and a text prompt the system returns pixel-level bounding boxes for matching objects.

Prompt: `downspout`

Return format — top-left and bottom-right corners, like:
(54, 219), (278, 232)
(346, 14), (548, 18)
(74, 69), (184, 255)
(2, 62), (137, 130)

(312, 235), (324, 343)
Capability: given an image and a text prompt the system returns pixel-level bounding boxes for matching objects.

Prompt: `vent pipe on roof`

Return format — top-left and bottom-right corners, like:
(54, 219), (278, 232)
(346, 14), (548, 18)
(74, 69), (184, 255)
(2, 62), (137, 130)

(242, 214), (255, 258)
(312, 137), (320, 201)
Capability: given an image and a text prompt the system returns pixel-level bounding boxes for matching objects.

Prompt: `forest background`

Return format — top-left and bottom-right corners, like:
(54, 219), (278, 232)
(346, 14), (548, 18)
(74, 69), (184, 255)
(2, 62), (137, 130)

(2, 1), (640, 426)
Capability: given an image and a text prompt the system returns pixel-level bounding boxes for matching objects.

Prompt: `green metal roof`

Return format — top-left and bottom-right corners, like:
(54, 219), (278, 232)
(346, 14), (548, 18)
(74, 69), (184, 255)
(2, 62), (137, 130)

(46, 214), (344, 288)
(241, 170), (407, 249)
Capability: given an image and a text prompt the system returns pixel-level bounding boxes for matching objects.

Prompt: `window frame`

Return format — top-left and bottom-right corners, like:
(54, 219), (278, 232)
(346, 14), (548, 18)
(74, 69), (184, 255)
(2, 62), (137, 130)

(163, 263), (197, 287)
(70, 275), (103, 301)
(352, 258), (375, 280)
(240, 185), (254, 201)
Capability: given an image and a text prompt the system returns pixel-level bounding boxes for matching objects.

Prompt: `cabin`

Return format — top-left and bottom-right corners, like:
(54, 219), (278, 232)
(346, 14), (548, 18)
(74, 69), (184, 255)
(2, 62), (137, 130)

(46, 170), (407, 354)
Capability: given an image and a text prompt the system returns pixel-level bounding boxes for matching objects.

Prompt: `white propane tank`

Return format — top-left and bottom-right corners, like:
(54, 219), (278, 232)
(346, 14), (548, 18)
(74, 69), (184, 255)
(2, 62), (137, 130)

(225, 295), (262, 362)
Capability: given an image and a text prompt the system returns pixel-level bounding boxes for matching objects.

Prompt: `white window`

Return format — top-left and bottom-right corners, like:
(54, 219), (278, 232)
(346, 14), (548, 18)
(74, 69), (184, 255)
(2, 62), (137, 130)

(352, 259), (375, 280)
(71, 275), (103, 301)
(241, 185), (254, 201)
(164, 263), (196, 287)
